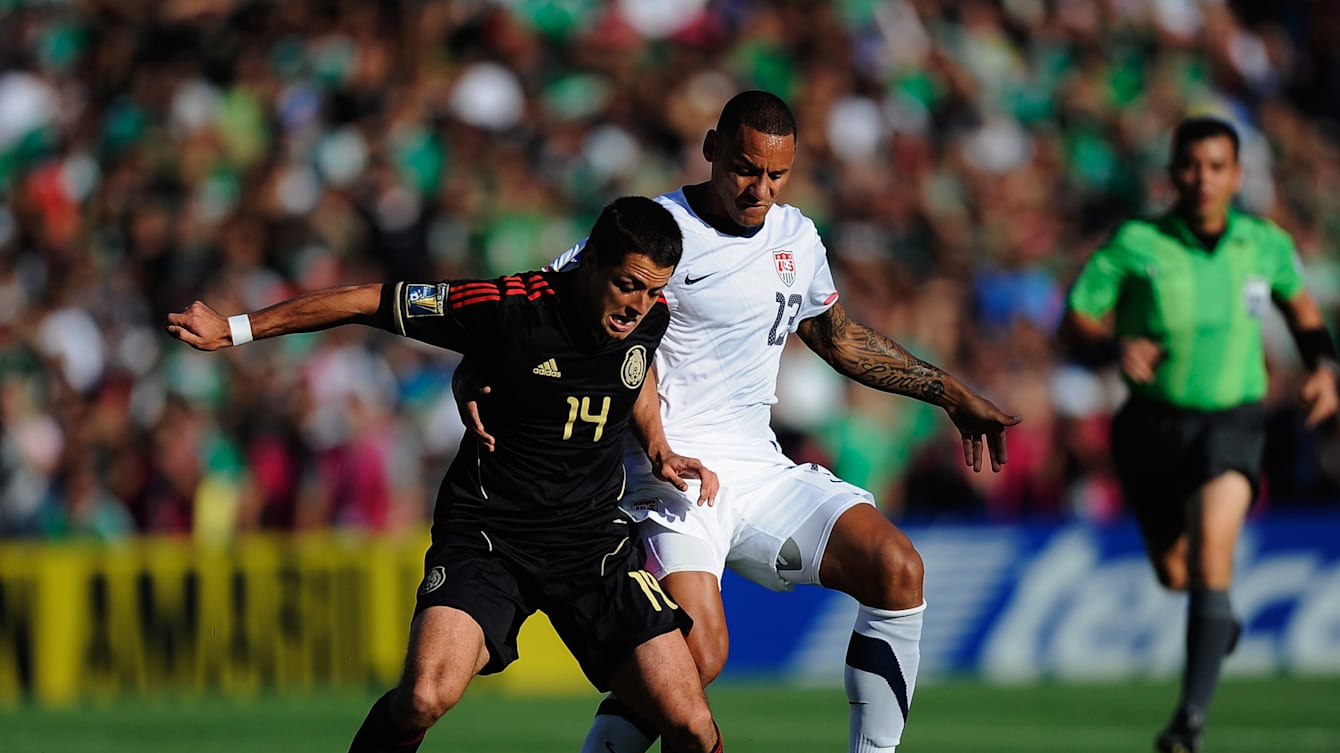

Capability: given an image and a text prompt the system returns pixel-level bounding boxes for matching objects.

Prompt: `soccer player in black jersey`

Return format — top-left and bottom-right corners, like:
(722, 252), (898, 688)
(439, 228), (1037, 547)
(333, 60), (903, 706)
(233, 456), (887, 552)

(166, 196), (726, 753)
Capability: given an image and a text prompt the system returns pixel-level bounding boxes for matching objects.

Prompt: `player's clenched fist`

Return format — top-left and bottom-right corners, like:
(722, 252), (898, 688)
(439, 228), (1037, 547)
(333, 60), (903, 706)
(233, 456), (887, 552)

(166, 301), (232, 351)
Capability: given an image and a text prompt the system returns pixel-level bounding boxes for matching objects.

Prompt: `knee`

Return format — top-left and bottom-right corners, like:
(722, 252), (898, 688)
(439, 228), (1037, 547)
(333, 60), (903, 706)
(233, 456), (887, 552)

(865, 537), (924, 609)
(687, 627), (728, 686)
(1157, 562), (1189, 592)
(397, 678), (463, 730)
(1155, 557), (1189, 591)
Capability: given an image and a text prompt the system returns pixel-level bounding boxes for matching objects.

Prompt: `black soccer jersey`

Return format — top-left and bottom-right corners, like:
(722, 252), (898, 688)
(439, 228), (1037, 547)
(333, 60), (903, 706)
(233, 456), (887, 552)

(377, 271), (667, 543)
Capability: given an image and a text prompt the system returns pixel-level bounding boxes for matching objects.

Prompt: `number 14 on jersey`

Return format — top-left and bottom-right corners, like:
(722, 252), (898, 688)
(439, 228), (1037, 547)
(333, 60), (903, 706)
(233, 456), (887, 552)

(563, 396), (610, 441)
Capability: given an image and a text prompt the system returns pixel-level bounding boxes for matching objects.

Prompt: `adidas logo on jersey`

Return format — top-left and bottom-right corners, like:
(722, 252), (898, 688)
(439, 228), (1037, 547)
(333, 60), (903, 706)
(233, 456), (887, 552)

(532, 358), (562, 378)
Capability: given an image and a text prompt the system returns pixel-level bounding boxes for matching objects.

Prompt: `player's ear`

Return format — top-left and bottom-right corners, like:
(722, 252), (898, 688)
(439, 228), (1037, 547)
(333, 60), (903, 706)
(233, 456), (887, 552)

(577, 242), (602, 271)
(703, 129), (718, 163)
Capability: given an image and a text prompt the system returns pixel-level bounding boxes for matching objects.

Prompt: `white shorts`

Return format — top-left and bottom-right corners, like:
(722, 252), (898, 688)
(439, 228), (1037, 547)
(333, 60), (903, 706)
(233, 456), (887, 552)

(620, 452), (875, 592)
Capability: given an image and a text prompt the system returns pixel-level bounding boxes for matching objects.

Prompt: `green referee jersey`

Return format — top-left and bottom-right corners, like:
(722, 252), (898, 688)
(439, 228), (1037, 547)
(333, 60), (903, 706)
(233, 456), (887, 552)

(1067, 209), (1305, 410)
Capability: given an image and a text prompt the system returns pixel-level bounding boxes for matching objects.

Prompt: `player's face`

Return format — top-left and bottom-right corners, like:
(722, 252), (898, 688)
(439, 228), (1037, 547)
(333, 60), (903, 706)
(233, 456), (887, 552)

(586, 251), (674, 340)
(1170, 135), (1241, 226)
(704, 124), (796, 228)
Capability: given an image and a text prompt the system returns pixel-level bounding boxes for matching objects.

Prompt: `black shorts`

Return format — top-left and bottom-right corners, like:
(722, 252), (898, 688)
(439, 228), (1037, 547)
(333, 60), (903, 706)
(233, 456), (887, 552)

(412, 522), (691, 691)
(1111, 397), (1266, 553)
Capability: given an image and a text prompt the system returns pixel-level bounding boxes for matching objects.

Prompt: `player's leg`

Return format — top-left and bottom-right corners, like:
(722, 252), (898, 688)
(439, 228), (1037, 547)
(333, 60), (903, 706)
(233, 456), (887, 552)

(607, 630), (722, 753)
(717, 461), (921, 753)
(820, 504), (925, 753)
(579, 574), (727, 753)
(580, 495), (731, 753)
(663, 570), (731, 685)
(1146, 403), (1262, 753)
(1158, 470), (1252, 753)
(348, 606), (489, 753)
(580, 570), (728, 753)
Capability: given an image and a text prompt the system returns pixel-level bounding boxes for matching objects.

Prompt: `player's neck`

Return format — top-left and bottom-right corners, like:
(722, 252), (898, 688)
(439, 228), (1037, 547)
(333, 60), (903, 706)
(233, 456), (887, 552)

(683, 183), (764, 238)
(1175, 204), (1228, 237)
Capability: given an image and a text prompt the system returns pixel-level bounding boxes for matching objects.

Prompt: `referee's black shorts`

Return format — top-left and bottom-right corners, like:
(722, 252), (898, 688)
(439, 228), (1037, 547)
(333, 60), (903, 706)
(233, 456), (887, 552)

(412, 521), (691, 691)
(1111, 396), (1266, 553)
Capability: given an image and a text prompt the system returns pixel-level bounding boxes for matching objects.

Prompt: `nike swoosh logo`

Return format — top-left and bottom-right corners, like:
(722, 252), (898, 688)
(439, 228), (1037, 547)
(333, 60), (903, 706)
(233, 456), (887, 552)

(684, 273), (715, 285)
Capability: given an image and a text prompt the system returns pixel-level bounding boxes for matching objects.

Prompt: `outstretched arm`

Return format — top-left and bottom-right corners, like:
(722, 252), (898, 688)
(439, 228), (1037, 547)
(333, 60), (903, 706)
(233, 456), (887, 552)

(166, 284), (383, 350)
(796, 301), (1020, 472)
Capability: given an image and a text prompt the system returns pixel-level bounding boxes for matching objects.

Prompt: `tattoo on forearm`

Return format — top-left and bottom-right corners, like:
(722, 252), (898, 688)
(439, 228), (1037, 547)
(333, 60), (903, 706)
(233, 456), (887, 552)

(848, 329), (947, 402)
(803, 303), (948, 402)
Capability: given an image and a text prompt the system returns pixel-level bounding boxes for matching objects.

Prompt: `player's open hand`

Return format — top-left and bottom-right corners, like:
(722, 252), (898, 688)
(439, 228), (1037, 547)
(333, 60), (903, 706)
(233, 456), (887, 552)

(166, 302), (231, 351)
(1300, 363), (1340, 428)
(944, 392), (1021, 473)
(652, 451), (719, 506)
(1119, 336), (1165, 384)
(452, 362), (496, 452)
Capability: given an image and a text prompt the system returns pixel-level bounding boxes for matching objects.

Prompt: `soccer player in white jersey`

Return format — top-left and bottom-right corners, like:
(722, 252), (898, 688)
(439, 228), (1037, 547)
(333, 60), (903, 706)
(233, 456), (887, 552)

(462, 91), (1020, 753)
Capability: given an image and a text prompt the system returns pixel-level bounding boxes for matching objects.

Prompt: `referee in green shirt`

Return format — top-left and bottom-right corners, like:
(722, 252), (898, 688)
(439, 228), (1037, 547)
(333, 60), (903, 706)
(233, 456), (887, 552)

(1063, 116), (1339, 753)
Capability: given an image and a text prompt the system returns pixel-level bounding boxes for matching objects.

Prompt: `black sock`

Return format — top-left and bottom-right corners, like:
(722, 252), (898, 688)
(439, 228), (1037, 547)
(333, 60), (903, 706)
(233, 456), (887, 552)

(596, 696), (661, 741)
(1177, 588), (1235, 726)
(349, 689), (427, 753)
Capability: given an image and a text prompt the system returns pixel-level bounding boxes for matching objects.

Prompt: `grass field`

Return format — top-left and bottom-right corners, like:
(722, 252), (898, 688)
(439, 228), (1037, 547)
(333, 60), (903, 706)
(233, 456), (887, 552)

(4, 676), (1338, 752)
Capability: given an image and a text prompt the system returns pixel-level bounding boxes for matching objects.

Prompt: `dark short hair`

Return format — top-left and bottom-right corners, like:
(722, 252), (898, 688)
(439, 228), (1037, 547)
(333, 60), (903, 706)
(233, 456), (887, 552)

(585, 196), (683, 270)
(1171, 116), (1239, 164)
(716, 90), (798, 140)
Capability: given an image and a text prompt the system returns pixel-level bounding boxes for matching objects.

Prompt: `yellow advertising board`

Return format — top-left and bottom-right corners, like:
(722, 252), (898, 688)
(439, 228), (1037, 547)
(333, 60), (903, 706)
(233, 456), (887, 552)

(0, 532), (588, 705)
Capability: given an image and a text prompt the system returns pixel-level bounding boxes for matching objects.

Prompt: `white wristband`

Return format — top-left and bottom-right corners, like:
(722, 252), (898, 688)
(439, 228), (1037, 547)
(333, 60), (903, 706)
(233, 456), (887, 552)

(228, 314), (253, 346)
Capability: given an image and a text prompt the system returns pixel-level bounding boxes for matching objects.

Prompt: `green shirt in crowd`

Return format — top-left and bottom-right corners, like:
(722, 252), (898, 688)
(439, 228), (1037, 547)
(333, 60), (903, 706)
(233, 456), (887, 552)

(1067, 210), (1305, 410)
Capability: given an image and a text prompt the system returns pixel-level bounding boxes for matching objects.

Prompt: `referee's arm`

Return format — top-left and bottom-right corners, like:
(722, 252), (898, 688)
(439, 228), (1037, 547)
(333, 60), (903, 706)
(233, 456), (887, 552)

(1276, 288), (1340, 426)
(1059, 309), (1165, 385)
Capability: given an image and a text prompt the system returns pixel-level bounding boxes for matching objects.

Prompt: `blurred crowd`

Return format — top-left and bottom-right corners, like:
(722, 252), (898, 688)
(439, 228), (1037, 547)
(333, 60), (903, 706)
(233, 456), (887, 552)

(3, 0), (1340, 542)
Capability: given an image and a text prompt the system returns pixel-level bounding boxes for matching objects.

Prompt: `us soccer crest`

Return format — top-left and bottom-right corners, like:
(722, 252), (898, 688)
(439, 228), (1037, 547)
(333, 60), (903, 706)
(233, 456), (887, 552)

(773, 250), (796, 286)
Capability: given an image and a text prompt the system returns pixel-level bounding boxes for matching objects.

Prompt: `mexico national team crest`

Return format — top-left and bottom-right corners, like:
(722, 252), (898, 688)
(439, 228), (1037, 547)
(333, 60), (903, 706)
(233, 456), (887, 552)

(773, 250), (796, 286)
(419, 565), (446, 595)
(621, 345), (647, 389)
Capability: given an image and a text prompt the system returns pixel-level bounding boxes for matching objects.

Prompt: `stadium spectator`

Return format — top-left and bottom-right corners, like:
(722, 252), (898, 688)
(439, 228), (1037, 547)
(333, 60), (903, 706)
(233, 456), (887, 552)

(2, 1), (1339, 539)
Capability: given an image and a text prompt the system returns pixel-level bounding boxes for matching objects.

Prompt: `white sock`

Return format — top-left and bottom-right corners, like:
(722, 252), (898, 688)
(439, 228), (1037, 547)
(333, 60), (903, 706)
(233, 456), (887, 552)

(579, 699), (657, 753)
(845, 602), (925, 753)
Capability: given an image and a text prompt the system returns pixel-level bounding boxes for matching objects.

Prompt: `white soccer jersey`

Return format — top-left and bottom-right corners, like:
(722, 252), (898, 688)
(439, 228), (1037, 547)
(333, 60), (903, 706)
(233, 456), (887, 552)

(549, 188), (839, 458)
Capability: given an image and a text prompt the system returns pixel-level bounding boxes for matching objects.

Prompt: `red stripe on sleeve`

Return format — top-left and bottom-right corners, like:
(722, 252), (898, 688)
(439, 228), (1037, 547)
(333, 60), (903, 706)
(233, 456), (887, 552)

(524, 273), (554, 299)
(451, 294), (501, 309)
(448, 281), (503, 309)
(448, 275), (553, 308)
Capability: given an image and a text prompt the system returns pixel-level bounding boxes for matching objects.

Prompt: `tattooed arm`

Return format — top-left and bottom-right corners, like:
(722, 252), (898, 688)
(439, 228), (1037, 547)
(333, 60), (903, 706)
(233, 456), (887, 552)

(796, 301), (954, 404)
(796, 301), (1020, 472)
